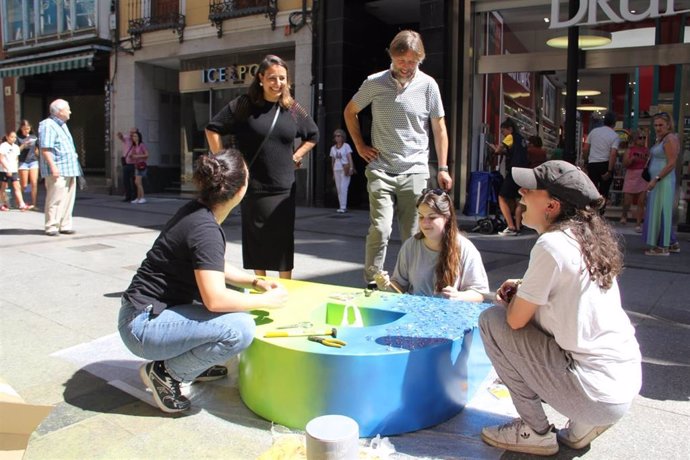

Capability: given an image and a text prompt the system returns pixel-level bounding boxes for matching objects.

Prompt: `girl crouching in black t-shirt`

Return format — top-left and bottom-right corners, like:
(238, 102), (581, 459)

(119, 149), (287, 413)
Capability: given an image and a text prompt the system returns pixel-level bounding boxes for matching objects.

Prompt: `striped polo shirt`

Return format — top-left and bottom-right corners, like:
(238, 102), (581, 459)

(38, 115), (81, 178)
(351, 68), (444, 175)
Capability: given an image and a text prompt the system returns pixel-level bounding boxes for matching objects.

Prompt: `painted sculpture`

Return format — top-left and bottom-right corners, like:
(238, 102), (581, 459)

(239, 279), (492, 437)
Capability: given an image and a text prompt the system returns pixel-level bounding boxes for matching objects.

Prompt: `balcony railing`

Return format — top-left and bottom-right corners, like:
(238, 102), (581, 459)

(127, 0), (185, 49)
(208, 0), (277, 37)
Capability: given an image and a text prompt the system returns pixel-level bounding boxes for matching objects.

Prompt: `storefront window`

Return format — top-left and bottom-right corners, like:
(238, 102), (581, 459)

(180, 87), (248, 183)
(469, 0), (689, 215)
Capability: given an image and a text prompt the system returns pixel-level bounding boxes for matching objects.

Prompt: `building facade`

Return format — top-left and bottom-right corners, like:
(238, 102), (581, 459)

(0, 0), (112, 175)
(2, 0), (689, 218)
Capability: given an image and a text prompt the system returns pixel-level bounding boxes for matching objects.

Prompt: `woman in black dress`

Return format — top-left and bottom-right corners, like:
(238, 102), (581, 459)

(206, 55), (318, 279)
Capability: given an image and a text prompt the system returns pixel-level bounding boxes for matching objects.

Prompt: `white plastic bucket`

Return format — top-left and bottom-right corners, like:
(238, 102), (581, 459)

(305, 414), (359, 460)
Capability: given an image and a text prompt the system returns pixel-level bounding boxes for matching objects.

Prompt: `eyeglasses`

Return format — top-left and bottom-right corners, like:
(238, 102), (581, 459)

(334, 134), (343, 137)
(639, 136), (646, 139)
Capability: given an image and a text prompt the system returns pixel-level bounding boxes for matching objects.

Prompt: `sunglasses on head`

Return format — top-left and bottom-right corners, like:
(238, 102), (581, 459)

(422, 188), (446, 197)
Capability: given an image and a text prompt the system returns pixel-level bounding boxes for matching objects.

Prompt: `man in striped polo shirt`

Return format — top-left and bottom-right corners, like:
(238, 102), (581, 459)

(344, 30), (452, 286)
(38, 99), (82, 236)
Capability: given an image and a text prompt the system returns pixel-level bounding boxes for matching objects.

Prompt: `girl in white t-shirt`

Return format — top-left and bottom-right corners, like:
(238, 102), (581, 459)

(329, 129), (354, 213)
(374, 188), (489, 301)
(479, 161), (641, 456)
(0, 131), (29, 211)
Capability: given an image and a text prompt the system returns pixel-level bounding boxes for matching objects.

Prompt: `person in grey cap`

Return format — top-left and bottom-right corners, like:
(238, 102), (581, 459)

(478, 160), (641, 456)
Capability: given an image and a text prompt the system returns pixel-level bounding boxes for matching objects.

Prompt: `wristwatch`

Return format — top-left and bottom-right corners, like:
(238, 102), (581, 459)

(439, 166), (449, 172)
(655, 176), (661, 181)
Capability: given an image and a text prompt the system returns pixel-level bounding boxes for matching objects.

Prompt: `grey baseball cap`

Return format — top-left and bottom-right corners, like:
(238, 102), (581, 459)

(512, 160), (601, 209)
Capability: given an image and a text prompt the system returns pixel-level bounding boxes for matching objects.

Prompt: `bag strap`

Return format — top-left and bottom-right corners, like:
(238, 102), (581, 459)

(248, 103), (280, 168)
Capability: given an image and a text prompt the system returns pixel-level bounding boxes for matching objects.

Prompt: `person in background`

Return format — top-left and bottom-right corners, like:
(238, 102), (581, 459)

(490, 118), (528, 236)
(206, 54), (319, 280)
(117, 127), (138, 203)
(375, 188), (488, 300)
(526, 135), (547, 168)
(118, 149), (288, 413)
(0, 131), (30, 211)
(38, 99), (83, 236)
(583, 111), (620, 214)
(128, 130), (149, 204)
(330, 128), (355, 213)
(620, 129), (649, 232)
(16, 120), (39, 209)
(479, 160), (641, 456)
(643, 112), (681, 256)
(550, 134), (565, 161)
(344, 30), (452, 287)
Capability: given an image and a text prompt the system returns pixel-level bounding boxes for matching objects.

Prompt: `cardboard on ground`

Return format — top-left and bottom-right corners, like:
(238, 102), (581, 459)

(0, 379), (53, 460)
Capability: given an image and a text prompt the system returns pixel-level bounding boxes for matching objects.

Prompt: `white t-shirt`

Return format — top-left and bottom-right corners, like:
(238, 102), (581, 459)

(585, 126), (620, 163)
(329, 143), (353, 171)
(517, 230), (641, 404)
(0, 141), (20, 173)
(392, 234), (489, 297)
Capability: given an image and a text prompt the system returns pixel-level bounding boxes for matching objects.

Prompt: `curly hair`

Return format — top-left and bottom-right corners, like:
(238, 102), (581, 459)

(414, 190), (461, 293)
(247, 54), (294, 109)
(549, 196), (623, 290)
(193, 149), (247, 207)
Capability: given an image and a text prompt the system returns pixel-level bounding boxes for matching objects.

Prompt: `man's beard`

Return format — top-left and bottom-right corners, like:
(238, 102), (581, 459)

(390, 63), (416, 85)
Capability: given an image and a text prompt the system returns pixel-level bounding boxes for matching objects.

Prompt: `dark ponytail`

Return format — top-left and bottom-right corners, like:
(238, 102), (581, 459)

(193, 149), (247, 207)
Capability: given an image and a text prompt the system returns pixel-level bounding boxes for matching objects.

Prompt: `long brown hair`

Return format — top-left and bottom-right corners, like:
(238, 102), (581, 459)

(388, 30), (426, 63)
(549, 197), (622, 290)
(247, 54), (294, 109)
(414, 189), (461, 293)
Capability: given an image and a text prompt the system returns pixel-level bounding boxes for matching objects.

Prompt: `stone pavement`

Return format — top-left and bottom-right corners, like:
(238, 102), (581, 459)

(1, 191), (688, 459)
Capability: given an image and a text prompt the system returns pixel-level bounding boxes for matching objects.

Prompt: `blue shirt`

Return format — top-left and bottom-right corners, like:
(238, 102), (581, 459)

(38, 115), (81, 178)
(351, 69), (444, 175)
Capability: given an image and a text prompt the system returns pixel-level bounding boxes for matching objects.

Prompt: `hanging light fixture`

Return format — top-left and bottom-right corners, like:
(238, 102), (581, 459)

(547, 29), (612, 49)
(561, 89), (601, 96)
(576, 96), (607, 111)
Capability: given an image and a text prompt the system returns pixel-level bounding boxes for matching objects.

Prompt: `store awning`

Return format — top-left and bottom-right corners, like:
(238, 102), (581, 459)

(0, 52), (94, 78)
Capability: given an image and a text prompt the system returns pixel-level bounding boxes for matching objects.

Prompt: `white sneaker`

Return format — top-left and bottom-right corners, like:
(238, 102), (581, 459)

(131, 199), (139, 203)
(498, 227), (518, 236)
(137, 198), (147, 204)
(557, 420), (611, 450)
(481, 419), (558, 456)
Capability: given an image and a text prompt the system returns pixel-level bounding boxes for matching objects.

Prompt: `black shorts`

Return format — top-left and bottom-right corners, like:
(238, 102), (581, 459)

(2, 172), (19, 183)
(499, 171), (520, 199)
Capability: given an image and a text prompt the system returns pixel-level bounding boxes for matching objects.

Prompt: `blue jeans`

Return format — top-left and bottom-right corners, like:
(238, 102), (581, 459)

(118, 298), (256, 382)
